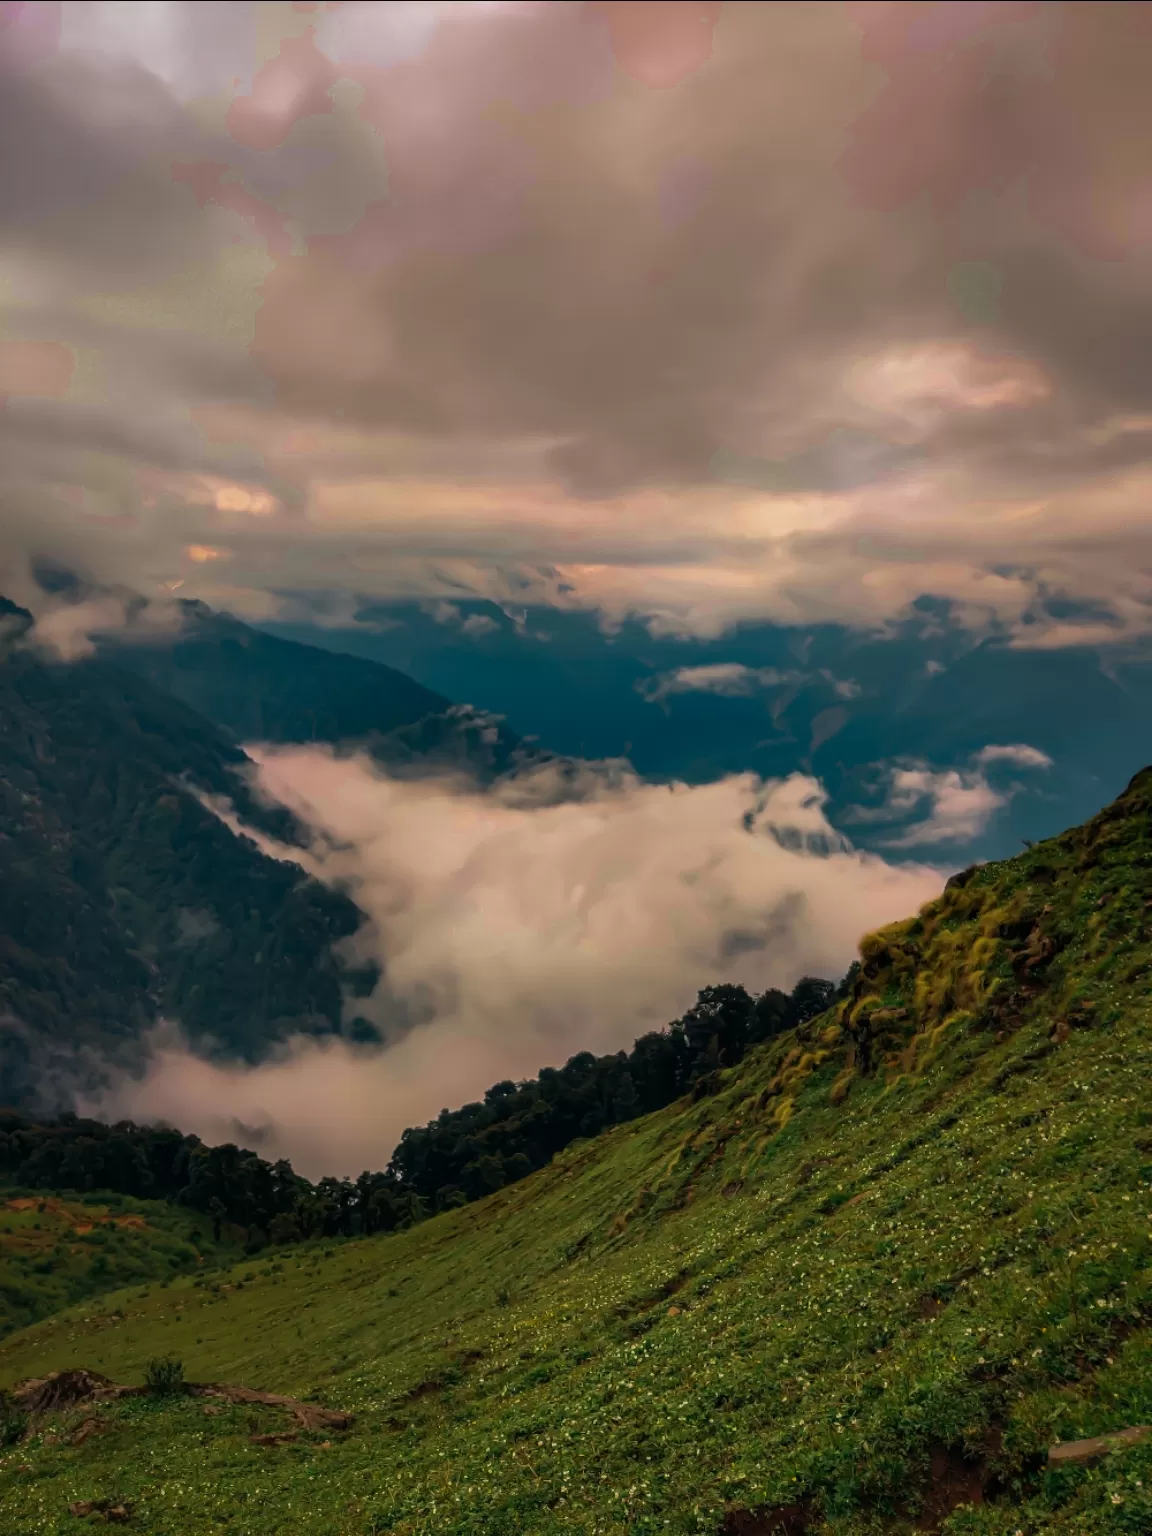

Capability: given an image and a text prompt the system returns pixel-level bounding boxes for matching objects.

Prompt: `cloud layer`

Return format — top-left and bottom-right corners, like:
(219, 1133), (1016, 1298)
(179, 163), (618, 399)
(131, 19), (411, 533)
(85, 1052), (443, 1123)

(2, 3), (1152, 642)
(92, 747), (945, 1176)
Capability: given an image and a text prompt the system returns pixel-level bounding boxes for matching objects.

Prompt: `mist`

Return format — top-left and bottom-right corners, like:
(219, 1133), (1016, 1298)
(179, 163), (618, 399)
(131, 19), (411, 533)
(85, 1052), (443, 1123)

(90, 749), (947, 1178)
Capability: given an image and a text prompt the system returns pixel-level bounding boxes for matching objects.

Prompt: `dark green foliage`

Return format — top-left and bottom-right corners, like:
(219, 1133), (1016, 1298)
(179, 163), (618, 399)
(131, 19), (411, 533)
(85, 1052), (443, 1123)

(0, 601), (373, 1101)
(0, 972), (836, 1261)
(388, 974), (836, 1209)
(0, 1387), (26, 1446)
(144, 1356), (185, 1396)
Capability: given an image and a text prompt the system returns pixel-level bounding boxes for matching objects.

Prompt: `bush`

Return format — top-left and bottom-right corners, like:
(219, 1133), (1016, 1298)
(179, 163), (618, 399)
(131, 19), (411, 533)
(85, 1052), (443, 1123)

(0, 1390), (27, 1446)
(145, 1356), (186, 1397)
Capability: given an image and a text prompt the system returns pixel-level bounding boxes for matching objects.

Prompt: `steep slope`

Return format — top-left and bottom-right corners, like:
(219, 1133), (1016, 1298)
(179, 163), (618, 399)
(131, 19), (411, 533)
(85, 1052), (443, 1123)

(3, 772), (1152, 1533)
(0, 602), (373, 1105)
(107, 602), (526, 780)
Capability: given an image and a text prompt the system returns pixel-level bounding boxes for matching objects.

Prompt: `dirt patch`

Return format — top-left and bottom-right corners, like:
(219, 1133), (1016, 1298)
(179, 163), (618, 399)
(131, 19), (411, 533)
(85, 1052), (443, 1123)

(13, 1370), (352, 1434)
(68, 1499), (132, 1522)
(405, 1378), (446, 1402)
(71, 1416), (108, 1447)
(3, 1198), (147, 1233)
(250, 1430), (299, 1447)
(911, 1431), (1004, 1532)
(15, 1371), (136, 1416)
(720, 1502), (812, 1535)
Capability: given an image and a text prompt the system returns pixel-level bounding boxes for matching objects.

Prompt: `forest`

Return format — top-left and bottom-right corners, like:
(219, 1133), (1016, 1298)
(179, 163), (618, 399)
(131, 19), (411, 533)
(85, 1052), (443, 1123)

(0, 969), (849, 1248)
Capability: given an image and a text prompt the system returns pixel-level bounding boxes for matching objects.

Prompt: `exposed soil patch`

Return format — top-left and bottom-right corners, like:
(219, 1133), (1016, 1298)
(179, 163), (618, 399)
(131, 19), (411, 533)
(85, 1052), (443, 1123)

(16, 1370), (134, 1416)
(12, 1370), (352, 1434)
(4, 1197), (148, 1233)
(720, 1502), (812, 1535)
(68, 1499), (132, 1523)
(910, 1430), (1004, 1532)
(405, 1378), (446, 1402)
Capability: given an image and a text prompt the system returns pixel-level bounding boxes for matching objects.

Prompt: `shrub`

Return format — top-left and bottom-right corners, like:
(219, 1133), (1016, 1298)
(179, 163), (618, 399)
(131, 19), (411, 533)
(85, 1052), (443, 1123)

(0, 1390), (27, 1446)
(144, 1356), (186, 1397)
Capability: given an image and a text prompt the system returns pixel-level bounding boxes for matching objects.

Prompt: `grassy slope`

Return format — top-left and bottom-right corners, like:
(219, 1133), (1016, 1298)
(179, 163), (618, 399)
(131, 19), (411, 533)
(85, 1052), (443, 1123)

(0, 1191), (234, 1342)
(3, 774), (1152, 1533)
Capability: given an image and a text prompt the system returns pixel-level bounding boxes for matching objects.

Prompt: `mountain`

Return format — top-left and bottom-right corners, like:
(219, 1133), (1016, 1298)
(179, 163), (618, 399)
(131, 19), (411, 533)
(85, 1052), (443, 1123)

(106, 601), (527, 780)
(267, 599), (1152, 858)
(3, 768), (1151, 1533)
(0, 598), (375, 1108)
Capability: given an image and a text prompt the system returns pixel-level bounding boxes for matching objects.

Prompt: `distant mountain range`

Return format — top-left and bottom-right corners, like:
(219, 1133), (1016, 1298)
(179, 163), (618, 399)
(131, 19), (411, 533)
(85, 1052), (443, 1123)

(266, 597), (1152, 859)
(0, 592), (533, 1110)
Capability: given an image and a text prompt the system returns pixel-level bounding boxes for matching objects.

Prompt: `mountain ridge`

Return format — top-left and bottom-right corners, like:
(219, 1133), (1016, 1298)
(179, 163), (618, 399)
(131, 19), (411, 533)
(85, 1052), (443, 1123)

(0, 598), (377, 1107)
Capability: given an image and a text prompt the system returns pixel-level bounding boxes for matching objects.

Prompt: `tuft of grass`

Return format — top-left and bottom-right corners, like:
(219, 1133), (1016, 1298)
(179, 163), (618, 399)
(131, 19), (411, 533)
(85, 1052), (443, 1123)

(144, 1355), (185, 1397)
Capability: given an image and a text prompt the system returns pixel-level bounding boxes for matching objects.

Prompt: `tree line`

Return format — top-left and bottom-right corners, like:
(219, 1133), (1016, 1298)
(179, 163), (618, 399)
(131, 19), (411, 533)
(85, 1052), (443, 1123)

(0, 969), (855, 1249)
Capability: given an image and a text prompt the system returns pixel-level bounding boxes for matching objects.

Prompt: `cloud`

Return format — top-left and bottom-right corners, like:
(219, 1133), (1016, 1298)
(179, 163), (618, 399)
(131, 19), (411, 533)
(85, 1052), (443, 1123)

(972, 742), (1055, 770)
(640, 662), (805, 702)
(429, 600), (501, 637)
(639, 662), (859, 704)
(853, 741), (1054, 847)
(27, 594), (135, 661)
(0, 564), (187, 661)
(2, 5), (1152, 643)
(91, 746), (945, 1176)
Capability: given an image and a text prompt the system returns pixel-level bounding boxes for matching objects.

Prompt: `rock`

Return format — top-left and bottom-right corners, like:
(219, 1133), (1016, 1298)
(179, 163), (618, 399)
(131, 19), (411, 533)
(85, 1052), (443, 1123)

(70, 1417), (106, 1447)
(1048, 1426), (1151, 1465)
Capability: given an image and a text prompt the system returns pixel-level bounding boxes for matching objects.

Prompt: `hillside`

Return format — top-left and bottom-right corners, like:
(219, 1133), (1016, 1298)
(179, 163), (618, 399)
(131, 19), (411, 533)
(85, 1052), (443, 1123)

(0, 599), (374, 1105)
(107, 602), (527, 780)
(0, 1189), (235, 1342)
(2, 771), (1152, 1533)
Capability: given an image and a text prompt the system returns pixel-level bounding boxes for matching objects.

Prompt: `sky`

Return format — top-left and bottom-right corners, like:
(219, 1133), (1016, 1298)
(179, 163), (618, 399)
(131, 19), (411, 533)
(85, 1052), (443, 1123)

(2, 0), (1152, 647)
(4, 0), (1152, 1173)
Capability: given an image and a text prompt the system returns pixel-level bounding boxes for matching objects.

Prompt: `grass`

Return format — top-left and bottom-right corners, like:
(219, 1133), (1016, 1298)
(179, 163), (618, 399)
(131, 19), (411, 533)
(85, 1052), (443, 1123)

(0, 1190), (235, 1342)
(2, 771), (1152, 1532)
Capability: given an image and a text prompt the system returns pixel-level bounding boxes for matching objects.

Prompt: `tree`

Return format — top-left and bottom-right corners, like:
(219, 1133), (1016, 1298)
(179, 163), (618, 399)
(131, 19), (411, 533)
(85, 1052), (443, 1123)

(788, 976), (836, 1026)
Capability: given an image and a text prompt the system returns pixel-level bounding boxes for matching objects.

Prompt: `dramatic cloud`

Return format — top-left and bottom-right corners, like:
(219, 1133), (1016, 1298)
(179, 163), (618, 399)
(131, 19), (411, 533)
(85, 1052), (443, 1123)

(93, 747), (945, 1175)
(2, 3), (1152, 642)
